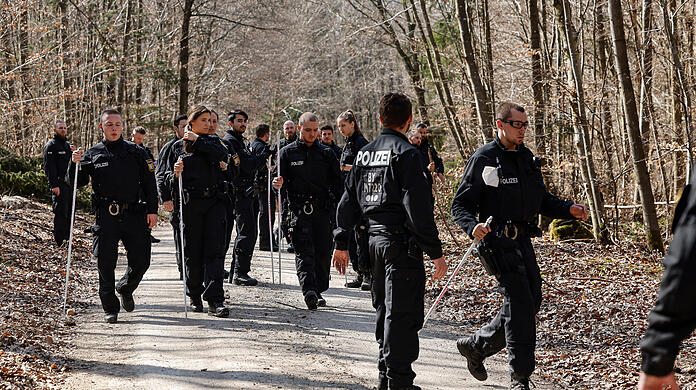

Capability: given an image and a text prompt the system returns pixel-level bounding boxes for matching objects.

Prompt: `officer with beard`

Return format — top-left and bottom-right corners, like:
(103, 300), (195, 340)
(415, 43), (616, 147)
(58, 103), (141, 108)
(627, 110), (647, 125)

(43, 120), (74, 246)
(223, 110), (271, 286)
(250, 124), (277, 251)
(278, 120), (298, 253)
(273, 112), (343, 309)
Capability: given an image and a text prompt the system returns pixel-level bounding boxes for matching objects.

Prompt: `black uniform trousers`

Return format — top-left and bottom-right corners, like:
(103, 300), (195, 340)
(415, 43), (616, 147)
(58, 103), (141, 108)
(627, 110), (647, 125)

(170, 211), (182, 276)
(52, 183), (72, 245)
(182, 196), (226, 303)
(470, 235), (541, 378)
(290, 207), (332, 295)
(92, 207), (151, 314)
(257, 189), (277, 247)
(232, 193), (259, 275)
(223, 194), (236, 271)
(369, 232), (425, 387)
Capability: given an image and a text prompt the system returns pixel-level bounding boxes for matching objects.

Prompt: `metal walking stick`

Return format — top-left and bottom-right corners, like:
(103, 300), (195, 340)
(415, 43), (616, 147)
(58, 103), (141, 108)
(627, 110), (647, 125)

(276, 131), (283, 286)
(62, 150), (81, 319)
(267, 161), (275, 284)
(177, 171), (188, 319)
(422, 216), (493, 328)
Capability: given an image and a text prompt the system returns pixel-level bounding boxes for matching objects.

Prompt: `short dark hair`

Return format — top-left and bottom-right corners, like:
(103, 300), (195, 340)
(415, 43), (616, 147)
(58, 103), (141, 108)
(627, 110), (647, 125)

(133, 126), (146, 135)
(379, 93), (412, 129)
(100, 108), (121, 122)
(416, 123), (428, 129)
(173, 114), (187, 127)
(320, 125), (334, 132)
(228, 110), (249, 123)
(496, 102), (526, 121)
(255, 124), (270, 138)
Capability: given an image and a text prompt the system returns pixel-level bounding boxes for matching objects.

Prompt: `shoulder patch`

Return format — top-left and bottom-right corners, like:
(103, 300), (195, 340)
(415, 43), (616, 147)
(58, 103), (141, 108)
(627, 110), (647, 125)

(232, 153), (240, 166)
(355, 150), (391, 167)
(146, 159), (155, 172)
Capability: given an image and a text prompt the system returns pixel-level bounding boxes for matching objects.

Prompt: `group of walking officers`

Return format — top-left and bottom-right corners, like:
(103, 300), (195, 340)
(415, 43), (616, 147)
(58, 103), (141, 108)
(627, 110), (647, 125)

(42, 93), (694, 390)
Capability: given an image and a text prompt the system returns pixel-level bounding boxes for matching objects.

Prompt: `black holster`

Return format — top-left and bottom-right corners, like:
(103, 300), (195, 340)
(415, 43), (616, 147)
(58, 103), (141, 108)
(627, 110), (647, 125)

(476, 239), (501, 277)
(355, 223), (371, 275)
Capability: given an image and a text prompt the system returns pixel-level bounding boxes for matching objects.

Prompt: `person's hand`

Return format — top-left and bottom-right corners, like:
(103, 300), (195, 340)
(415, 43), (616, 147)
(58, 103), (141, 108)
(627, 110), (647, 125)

(71, 149), (83, 163)
(146, 214), (158, 229)
(183, 128), (198, 142)
(432, 257), (447, 280)
(428, 162), (435, 172)
(174, 160), (184, 178)
(472, 223), (491, 240)
(436, 173), (445, 182)
(51, 187), (60, 196)
(272, 176), (283, 190)
(570, 204), (589, 221)
(638, 371), (679, 390)
(70, 144), (76, 152)
(163, 200), (173, 212)
(219, 161), (228, 170)
(332, 249), (350, 275)
(341, 164), (352, 172)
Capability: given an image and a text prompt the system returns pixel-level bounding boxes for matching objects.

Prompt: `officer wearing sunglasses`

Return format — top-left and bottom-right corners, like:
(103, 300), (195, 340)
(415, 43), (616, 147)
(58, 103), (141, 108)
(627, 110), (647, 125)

(451, 102), (588, 389)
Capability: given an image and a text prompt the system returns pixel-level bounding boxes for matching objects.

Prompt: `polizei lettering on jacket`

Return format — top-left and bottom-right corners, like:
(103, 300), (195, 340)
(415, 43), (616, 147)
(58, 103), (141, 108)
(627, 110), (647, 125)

(355, 150), (391, 167)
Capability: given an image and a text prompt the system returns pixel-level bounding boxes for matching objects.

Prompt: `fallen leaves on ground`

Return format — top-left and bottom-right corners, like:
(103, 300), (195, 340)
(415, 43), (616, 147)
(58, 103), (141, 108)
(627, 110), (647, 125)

(1, 199), (95, 389)
(425, 227), (696, 389)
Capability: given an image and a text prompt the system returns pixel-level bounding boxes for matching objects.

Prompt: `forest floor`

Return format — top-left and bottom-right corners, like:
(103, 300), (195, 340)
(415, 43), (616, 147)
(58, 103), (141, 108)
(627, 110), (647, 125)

(1, 196), (695, 389)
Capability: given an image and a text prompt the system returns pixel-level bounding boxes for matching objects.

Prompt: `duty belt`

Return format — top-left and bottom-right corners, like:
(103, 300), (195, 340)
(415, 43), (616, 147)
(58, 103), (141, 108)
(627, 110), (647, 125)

(491, 220), (537, 240)
(95, 198), (140, 217)
(182, 185), (218, 202)
(288, 195), (331, 216)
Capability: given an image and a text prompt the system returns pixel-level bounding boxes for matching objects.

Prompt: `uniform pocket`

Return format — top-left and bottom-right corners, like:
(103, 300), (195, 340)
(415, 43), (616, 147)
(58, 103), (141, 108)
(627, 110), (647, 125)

(387, 262), (425, 315)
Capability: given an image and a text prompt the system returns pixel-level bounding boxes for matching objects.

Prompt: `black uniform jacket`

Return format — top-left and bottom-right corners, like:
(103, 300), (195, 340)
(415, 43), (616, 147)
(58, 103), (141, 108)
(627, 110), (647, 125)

(43, 135), (72, 189)
(418, 139), (444, 174)
(68, 137), (158, 214)
(156, 135), (179, 203)
(451, 137), (573, 237)
(641, 174), (696, 376)
(277, 139), (343, 207)
(163, 135), (229, 193)
(251, 138), (272, 187)
(334, 128), (443, 260)
(222, 130), (266, 188)
(323, 141), (343, 160)
(340, 132), (369, 170)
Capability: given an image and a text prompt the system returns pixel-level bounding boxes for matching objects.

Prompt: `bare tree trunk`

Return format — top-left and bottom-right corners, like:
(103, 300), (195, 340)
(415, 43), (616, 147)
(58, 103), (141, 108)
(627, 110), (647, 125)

(481, 0), (495, 113)
(528, 0), (546, 155)
(608, 0), (664, 252)
(179, 0), (195, 115)
(455, 0), (495, 143)
(135, 0), (143, 105)
(555, 0), (607, 243)
(118, 0), (134, 124)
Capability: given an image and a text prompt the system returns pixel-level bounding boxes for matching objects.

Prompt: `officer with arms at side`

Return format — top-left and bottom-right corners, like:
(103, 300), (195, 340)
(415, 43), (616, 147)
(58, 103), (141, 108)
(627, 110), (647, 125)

(451, 102), (588, 389)
(637, 173), (696, 390)
(333, 93), (447, 390)
(156, 114), (187, 279)
(43, 120), (74, 246)
(273, 112), (343, 310)
(223, 110), (270, 286)
(131, 126), (160, 244)
(277, 120), (298, 253)
(320, 124), (343, 159)
(69, 109), (158, 324)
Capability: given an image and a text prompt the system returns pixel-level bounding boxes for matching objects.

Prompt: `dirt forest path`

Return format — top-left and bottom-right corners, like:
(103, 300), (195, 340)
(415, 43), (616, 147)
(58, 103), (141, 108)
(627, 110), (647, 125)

(63, 224), (513, 390)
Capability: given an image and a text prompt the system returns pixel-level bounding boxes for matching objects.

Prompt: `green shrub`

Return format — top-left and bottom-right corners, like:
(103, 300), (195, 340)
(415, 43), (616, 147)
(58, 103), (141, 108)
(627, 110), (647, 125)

(549, 219), (594, 242)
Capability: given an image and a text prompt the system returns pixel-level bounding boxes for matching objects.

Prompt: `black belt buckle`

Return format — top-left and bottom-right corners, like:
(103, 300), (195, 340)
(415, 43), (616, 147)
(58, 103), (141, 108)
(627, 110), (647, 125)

(108, 202), (120, 216)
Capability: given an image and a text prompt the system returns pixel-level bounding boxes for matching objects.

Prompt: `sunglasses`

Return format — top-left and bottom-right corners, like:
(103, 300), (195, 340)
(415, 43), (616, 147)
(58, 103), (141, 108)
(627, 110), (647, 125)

(498, 119), (529, 129)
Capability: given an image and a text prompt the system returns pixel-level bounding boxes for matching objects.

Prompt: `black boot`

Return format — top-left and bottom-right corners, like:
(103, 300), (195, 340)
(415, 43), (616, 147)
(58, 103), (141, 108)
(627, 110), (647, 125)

(119, 291), (135, 312)
(345, 274), (363, 288)
(316, 293), (326, 307)
(456, 336), (487, 381)
(361, 274), (372, 291)
(510, 373), (530, 390)
(150, 234), (160, 243)
(190, 296), (204, 312)
(388, 382), (421, 390)
(377, 373), (388, 390)
(104, 313), (118, 323)
(304, 291), (318, 310)
(208, 301), (229, 318)
(233, 272), (258, 286)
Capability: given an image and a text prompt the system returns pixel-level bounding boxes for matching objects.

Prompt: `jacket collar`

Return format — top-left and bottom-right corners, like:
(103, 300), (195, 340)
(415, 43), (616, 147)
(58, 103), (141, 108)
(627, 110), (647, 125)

(381, 127), (409, 142)
(494, 135), (524, 152)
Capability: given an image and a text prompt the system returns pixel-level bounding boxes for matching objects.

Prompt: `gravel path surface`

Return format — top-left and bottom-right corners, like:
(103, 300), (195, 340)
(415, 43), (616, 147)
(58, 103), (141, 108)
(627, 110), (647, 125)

(63, 224), (511, 389)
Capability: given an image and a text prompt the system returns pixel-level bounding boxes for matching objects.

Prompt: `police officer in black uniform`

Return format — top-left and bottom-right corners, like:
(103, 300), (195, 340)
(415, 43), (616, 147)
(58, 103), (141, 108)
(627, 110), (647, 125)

(320, 124), (342, 159)
(43, 120), (73, 246)
(131, 126), (160, 244)
(451, 102), (588, 389)
(156, 114), (187, 279)
(638, 174), (696, 390)
(278, 120), (298, 253)
(250, 124), (278, 251)
(273, 112), (343, 310)
(166, 105), (230, 317)
(223, 110), (270, 286)
(333, 93), (447, 390)
(69, 109), (158, 324)
(336, 110), (371, 290)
